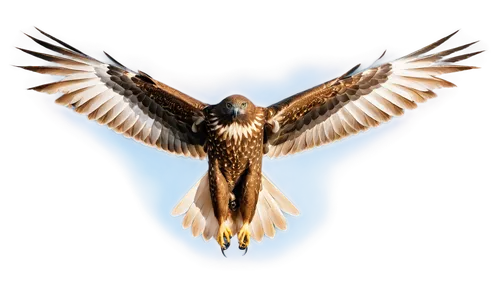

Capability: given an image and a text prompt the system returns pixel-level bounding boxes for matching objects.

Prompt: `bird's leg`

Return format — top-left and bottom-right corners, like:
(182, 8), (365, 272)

(237, 223), (251, 252)
(208, 161), (232, 254)
(237, 167), (261, 253)
(217, 221), (232, 253)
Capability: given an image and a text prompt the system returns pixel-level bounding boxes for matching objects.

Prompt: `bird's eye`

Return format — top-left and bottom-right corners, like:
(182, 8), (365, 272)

(226, 102), (232, 109)
(241, 102), (247, 109)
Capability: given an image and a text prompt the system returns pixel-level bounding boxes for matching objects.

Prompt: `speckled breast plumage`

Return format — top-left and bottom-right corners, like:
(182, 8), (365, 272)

(206, 110), (265, 186)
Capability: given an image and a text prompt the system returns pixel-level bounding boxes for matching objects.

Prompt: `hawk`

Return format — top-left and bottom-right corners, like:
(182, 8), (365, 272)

(17, 28), (481, 256)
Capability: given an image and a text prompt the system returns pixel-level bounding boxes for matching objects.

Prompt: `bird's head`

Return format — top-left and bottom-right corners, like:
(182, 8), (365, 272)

(217, 94), (255, 120)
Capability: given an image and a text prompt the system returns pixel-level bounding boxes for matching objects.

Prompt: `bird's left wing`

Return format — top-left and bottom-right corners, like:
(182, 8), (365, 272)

(17, 28), (208, 159)
(264, 31), (482, 157)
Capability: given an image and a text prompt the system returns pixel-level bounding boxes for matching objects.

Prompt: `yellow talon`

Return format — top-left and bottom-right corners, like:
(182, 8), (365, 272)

(237, 223), (251, 250)
(216, 222), (233, 250)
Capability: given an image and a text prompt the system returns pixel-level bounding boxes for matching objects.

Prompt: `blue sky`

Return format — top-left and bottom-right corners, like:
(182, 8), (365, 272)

(37, 47), (453, 268)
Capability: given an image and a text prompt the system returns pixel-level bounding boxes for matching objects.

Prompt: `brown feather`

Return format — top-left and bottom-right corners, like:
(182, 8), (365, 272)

(265, 31), (483, 157)
(16, 66), (89, 76)
(19, 29), (208, 159)
(29, 78), (96, 94)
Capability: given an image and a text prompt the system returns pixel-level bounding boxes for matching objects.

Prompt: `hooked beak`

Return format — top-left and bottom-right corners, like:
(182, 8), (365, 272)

(232, 107), (241, 118)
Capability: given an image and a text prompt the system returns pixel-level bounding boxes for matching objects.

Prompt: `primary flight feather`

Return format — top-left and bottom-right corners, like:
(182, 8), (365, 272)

(17, 28), (481, 256)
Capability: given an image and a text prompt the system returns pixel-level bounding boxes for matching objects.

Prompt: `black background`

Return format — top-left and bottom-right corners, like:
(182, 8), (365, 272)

(5, 21), (492, 273)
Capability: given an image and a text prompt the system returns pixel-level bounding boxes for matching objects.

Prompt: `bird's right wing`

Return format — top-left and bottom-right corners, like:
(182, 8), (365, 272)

(17, 28), (208, 159)
(264, 31), (482, 157)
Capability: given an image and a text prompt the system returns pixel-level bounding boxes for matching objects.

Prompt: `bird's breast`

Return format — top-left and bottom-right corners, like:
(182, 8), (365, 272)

(206, 113), (265, 179)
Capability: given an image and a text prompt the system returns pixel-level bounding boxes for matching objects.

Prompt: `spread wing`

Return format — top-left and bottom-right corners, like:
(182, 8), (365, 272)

(265, 31), (482, 157)
(17, 28), (207, 159)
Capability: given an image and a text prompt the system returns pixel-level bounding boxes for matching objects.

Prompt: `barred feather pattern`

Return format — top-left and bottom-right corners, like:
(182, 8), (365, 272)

(11, 27), (207, 160)
(266, 30), (488, 159)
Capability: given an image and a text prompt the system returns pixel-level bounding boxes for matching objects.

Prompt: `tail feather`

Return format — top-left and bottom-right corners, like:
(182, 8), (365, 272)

(202, 211), (217, 241)
(262, 176), (300, 216)
(263, 190), (287, 230)
(181, 178), (209, 229)
(172, 173), (299, 242)
(257, 200), (275, 238)
(192, 200), (210, 237)
(170, 173), (208, 217)
(250, 206), (265, 242)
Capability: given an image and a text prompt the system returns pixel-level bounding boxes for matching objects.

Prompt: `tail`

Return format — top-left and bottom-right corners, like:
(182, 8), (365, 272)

(171, 173), (300, 242)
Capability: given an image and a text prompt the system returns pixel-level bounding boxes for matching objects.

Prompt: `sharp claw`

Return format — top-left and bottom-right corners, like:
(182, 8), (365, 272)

(238, 246), (248, 256)
(221, 248), (227, 258)
(220, 242), (231, 258)
(223, 236), (230, 249)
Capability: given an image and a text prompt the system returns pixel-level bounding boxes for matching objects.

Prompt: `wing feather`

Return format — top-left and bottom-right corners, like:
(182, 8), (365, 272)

(18, 28), (207, 159)
(90, 96), (123, 121)
(265, 31), (480, 157)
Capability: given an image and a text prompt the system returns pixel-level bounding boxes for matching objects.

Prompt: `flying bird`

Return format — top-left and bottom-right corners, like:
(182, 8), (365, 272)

(17, 28), (481, 256)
